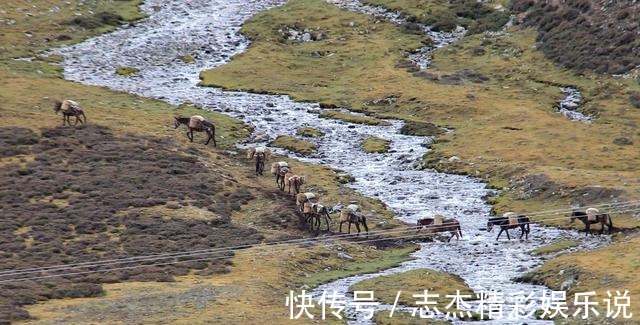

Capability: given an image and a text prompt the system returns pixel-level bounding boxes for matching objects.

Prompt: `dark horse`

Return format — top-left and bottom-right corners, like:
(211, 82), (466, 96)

(570, 210), (613, 235)
(416, 217), (463, 242)
(487, 214), (531, 240)
(174, 116), (216, 146)
(309, 203), (332, 232)
(339, 208), (369, 236)
(54, 100), (86, 126)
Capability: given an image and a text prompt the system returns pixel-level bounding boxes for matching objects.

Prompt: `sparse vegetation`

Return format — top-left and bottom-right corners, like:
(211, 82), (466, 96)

(364, 0), (510, 33)
(319, 111), (390, 126)
(511, 0), (640, 74)
(270, 135), (317, 155)
(362, 136), (391, 153)
(115, 66), (140, 76)
(296, 126), (323, 137)
(530, 239), (579, 256)
(351, 268), (474, 309)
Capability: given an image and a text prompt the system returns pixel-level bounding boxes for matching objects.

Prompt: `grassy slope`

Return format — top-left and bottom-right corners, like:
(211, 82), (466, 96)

(522, 235), (640, 323)
(0, 0), (416, 323)
(200, 0), (640, 231)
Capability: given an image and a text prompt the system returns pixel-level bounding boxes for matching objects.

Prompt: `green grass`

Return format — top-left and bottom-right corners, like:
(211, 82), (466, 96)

(270, 135), (317, 155)
(531, 240), (579, 256)
(0, 0), (145, 61)
(362, 136), (390, 153)
(115, 66), (140, 76)
(296, 126), (324, 137)
(303, 246), (418, 287)
(350, 268), (473, 309)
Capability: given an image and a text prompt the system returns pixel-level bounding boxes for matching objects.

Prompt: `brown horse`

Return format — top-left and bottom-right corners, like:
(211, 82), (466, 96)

(272, 161), (290, 191)
(487, 212), (531, 240)
(309, 203), (332, 232)
(174, 116), (216, 146)
(339, 205), (369, 236)
(570, 208), (613, 235)
(54, 100), (87, 126)
(247, 147), (271, 176)
(416, 216), (462, 242)
(286, 175), (306, 196)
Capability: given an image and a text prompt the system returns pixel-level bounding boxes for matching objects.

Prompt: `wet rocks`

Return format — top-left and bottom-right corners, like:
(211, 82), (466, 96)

(278, 25), (326, 43)
(556, 87), (592, 123)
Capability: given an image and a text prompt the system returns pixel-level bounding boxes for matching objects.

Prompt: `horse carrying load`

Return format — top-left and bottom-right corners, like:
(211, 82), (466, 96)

(296, 192), (318, 214)
(247, 147), (271, 176)
(54, 99), (87, 126)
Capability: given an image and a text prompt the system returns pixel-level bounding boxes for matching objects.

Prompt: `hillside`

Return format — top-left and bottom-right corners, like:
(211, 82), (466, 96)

(511, 0), (640, 75)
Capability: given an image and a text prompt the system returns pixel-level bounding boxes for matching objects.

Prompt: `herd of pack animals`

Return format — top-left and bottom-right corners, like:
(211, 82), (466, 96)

(54, 101), (617, 241)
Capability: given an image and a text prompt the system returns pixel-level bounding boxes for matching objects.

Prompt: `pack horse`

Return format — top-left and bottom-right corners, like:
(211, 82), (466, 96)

(174, 115), (216, 146)
(54, 100), (87, 126)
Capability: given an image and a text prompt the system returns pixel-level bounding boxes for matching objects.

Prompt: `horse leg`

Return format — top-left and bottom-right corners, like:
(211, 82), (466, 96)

(496, 228), (503, 241)
(354, 222), (361, 236)
(339, 221), (344, 233)
(204, 130), (211, 145)
(519, 226), (525, 239)
(74, 115), (80, 126)
(600, 220), (605, 235)
(506, 228), (511, 240)
(348, 222), (352, 234)
(361, 219), (369, 237)
(585, 223), (590, 236)
(212, 126), (217, 147)
(608, 216), (614, 234)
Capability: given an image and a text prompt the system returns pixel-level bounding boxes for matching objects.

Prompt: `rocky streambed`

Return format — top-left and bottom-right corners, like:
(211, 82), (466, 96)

(53, 0), (610, 323)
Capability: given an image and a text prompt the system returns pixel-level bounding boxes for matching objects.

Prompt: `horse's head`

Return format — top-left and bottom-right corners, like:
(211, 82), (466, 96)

(486, 219), (495, 232)
(174, 116), (183, 129)
(54, 101), (62, 114)
(569, 211), (580, 223)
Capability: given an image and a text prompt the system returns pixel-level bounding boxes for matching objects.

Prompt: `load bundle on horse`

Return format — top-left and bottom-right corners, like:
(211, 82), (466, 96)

(503, 212), (519, 226)
(189, 115), (205, 129)
(271, 161), (289, 175)
(586, 208), (599, 222)
(247, 147), (272, 160)
(296, 192), (318, 214)
(54, 99), (87, 126)
(248, 147), (271, 175)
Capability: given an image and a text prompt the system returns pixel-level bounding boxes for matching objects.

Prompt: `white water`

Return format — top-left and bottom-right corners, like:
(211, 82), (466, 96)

(556, 87), (592, 123)
(52, 0), (609, 323)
